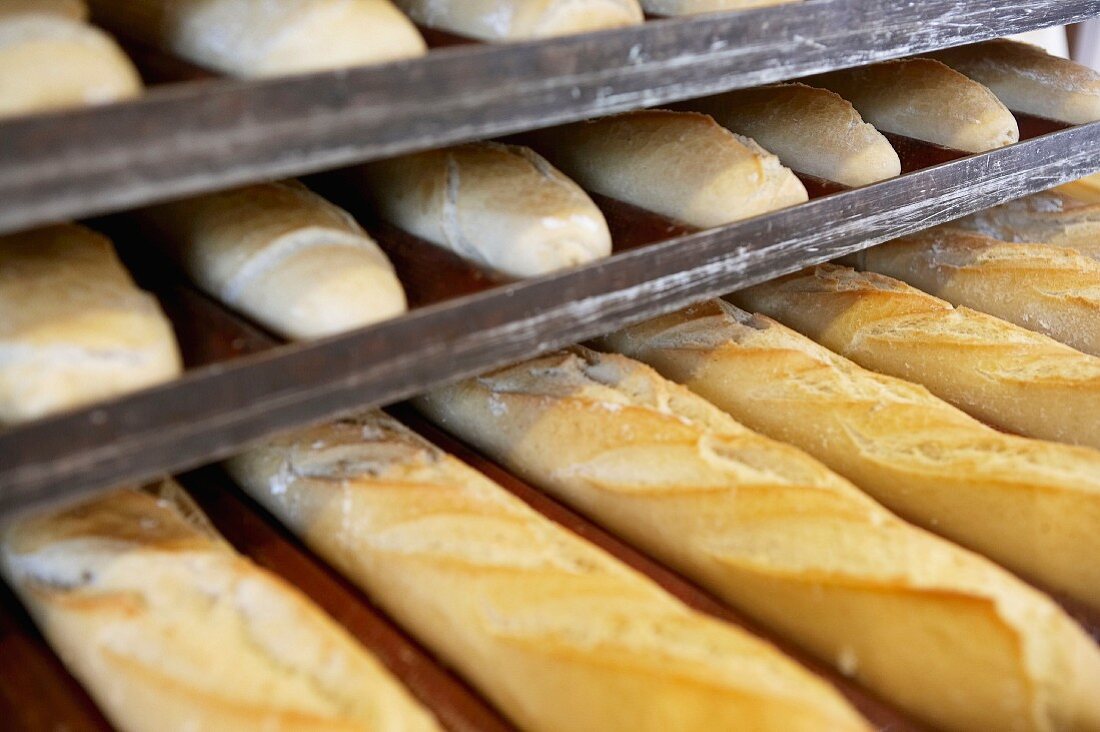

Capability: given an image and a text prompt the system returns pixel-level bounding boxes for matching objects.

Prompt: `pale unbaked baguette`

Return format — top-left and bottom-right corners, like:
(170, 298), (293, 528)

(807, 58), (1019, 152)
(0, 225), (181, 425)
(731, 264), (1100, 449)
(227, 411), (869, 732)
(416, 348), (1100, 732)
(0, 482), (440, 732)
(683, 83), (900, 186)
(392, 0), (642, 41)
(928, 39), (1100, 124)
(137, 182), (406, 340)
(957, 190), (1100, 260)
(0, 0), (140, 119)
(848, 227), (1100, 355)
(86, 0), (426, 78)
(353, 143), (612, 278)
(597, 298), (1100, 610)
(641, 0), (798, 15)
(529, 110), (808, 228)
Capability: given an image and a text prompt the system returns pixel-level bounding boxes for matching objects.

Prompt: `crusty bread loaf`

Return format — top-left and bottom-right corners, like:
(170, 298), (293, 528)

(731, 264), (1100, 449)
(137, 182), (406, 340)
(807, 58), (1019, 152)
(0, 224), (181, 425)
(683, 82), (900, 186)
(641, 0), (798, 15)
(0, 1), (140, 119)
(927, 39), (1100, 124)
(392, 0), (642, 41)
(227, 411), (869, 732)
(1056, 172), (1100, 204)
(416, 348), (1100, 732)
(597, 298), (1100, 610)
(957, 190), (1100, 260)
(0, 481), (440, 732)
(848, 227), (1100, 355)
(353, 143), (612, 278)
(86, 0), (426, 78)
(529, 110), (808, 228)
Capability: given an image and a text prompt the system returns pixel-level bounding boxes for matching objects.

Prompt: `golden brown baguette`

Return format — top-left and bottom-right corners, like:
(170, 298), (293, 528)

(642, 0), (798, 15)
(0, 0), (140, 119)
(137, 182), (406, 340)
(392, 0), (642, 40)
(0, 482), (441, 732)
(0, 224), (181, 425)
(1055, 172), (1100, 205)
(416, 348), (1100, 732)
(226, 411), (869, 732)
(682, 83), (900, 187)
(528, 110), (808, 228)
(597, 298), (1100, 610)
(86, 0), (426, 78)
(351, 143), (612, 278)
(807, 58), (1019, 152)
(732, 264), (1100, 448)
(927, 39), (1100, 124)
(847, 228), (1100, 355)
(957, 190), (1100, 260)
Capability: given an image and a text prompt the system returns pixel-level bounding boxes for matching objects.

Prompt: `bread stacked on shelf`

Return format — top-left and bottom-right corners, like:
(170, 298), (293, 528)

(958, 189), (1100, 260)
(0, 0), (141, 119)
(392, 0), (643, 41)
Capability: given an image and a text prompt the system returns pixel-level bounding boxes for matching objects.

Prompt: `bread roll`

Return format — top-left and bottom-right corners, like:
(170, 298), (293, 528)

(416, 348), (1100, 732)
(0, 225), (181, 425)
(392, 0), (642, 41)
(928, 39), (1100, 124)
(0, 1), (140, 119)
(0, 482), (440, 732)
(137, 182), (406, 340)
(529, 110), (808, 228)
(641, 1), (798, 18)
(731, 264), (1100, 449)
(683, 83), (900, 186)
(597, 298), (1100, 610)
(848, 227), (1100, 355)
(808, 58), (1019, 152)
(227, 411), (869, 732)
(353, 143), (612, 278)
(86, 0), (426, 78)
(957, 190), (1100, 260)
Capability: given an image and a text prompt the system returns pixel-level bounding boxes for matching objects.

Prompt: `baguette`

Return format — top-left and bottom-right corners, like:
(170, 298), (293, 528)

(137, 182), (407, 340)
(529, 110), (808, 228)
(641, 0), (799, 15)
(227, 411), (869, 732)
(957, 190), (1100, 260)
(848, 227), (1100, 355)
(597, 298), (1100, 610)
(807, 58), (1019, 152)
(416, 348), (1100, 732)
(730, 264), (1100, 449)
(682, 82), (900, 186)
(0, 0), (140, 119)
(0, 224), (181, 425)
(1055, 172), (1100, 204)
(927, 39), (1100, 124)
(352, 143), (612, 278)
(0, 482), (440, 732)
(85, 0), (426, 78)
(392, 0), (642, 41)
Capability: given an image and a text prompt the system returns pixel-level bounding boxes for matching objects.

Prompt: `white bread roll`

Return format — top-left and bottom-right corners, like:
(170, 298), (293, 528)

(598, 299), (1100, 610)
(808, 58), (1019, 152)
(928, 39), (1100, 124)
(0, 482), (441, 732)
(392, 0), (642, 41)
(86, 0), (426, 78)
(416, 348), (1100, 732)
(0, 1), (140, 120)
(958, 190), (1100, 260)
(530, 110), (808, 228)
(684, 83), (900, 187)
(227, 412), (870, 732)
(137, 182), (407, 340)
(850, 227), (1100, 355)
(731, 264), (1100, 449)
(0, 225), (181, 425)
(641, 0), (799, 16)
(354, 143), (612, 278)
